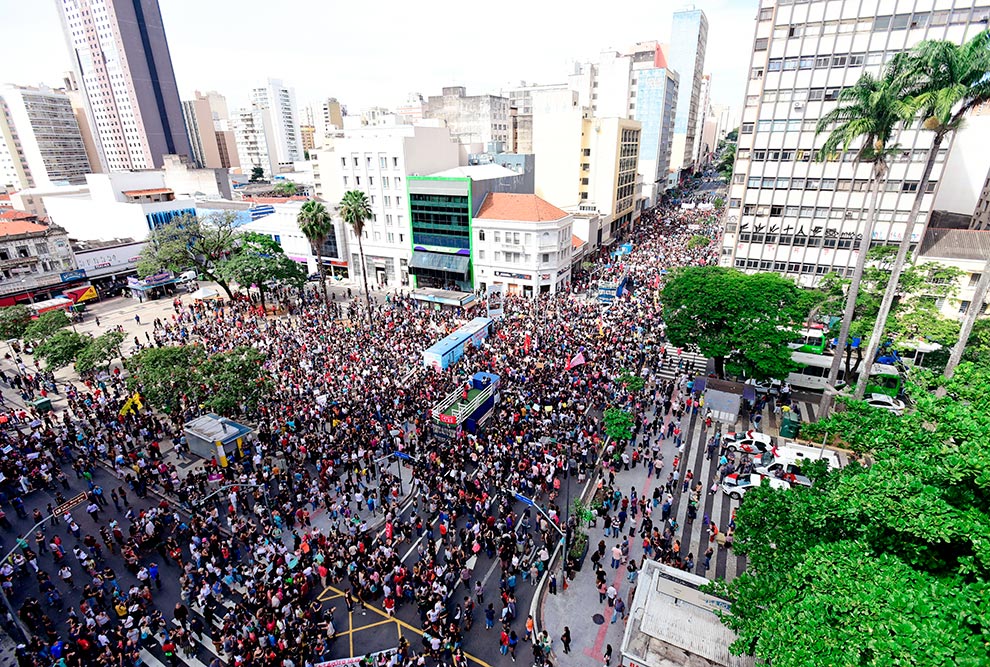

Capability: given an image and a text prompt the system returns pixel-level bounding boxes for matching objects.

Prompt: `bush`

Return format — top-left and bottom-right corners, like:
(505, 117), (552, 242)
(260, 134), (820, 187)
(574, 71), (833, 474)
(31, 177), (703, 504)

(618, 368), (645, 392)
(687, 235), (711, 250)
(604, 408), (634, 441)
(567, 530), (589, 561)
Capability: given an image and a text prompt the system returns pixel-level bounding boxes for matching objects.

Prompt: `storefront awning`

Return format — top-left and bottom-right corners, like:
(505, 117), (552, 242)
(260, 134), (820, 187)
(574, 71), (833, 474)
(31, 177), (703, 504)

(409, 251), (470, 279)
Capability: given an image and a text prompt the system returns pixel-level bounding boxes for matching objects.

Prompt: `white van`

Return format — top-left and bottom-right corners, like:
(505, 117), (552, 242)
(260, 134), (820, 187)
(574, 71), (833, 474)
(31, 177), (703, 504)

(756, 443), (841, 478)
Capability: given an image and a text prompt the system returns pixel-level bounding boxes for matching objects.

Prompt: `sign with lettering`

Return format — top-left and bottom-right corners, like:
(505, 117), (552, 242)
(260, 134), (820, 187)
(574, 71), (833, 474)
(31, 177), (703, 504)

(54, 492), (88, 516)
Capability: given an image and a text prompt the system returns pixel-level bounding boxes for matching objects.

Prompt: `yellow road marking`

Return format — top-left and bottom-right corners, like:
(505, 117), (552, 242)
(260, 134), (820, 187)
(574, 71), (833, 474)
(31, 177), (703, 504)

(336, 618), (395, 636)
(318, 584), (493, 667)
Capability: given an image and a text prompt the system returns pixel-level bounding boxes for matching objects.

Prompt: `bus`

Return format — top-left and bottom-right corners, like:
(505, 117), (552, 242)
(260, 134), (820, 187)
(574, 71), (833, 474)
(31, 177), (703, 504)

(787, 325), (829, 355)
(787, 351), (902, 397)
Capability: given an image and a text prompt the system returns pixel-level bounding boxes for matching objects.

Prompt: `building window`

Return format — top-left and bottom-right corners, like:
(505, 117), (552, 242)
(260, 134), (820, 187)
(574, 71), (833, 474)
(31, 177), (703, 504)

(542, 253), (549, 263)
(478, 249), (485, 259)
(960, 300), (972, 314)
(969, 273), (982, 287)
(479, 230), (486, 241)
(755, 38), (768, 51)
(380, 157), (387, 168)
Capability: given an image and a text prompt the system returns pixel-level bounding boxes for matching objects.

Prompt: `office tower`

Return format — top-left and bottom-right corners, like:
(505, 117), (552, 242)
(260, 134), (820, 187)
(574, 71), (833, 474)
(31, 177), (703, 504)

(182, 91), (239, 169)
(668, 7), (709, 172)
(55, 0), (191, 170)
(233, 108), (277, 178)
(0, 84), (91, 189)
(311, 98), (344, 149)
(252, 79), (303, 166)
(723, 1), (990, 287)
(567, 43), (679, 208)
(62, 72), (102, 174)
(692, 74), (713, 167)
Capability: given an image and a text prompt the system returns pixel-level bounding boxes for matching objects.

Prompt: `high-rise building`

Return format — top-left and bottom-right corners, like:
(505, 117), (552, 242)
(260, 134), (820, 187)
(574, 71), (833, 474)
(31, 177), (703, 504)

(424, 87), (512, 150)
(722, 0), (990, 287)
(0, 84), (92, 190)
(233, 108), (277, 178)
(566, 43), (678, 208)
(183, 91), (238, 170)
(500, 82), (569, 153)
(692, 74), (713, 167)
(62, 72), (102, 175)
(251, 79), (303, 167)
(311, 98), (344, 149)
(668, 8), (708, 172)
(55, 0), (191, 170)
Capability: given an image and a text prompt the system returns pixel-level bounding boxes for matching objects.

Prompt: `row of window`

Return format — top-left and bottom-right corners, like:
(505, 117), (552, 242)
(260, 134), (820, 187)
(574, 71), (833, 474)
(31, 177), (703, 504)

(475, 249), (567, 264)
(764, 51), (883, 75)
(735, 258), (858, 277)
(733, 203), (926, 224)
(736, 148), (947, 164)
(743, 176), (937, 193)
(342, 155), (401, 169)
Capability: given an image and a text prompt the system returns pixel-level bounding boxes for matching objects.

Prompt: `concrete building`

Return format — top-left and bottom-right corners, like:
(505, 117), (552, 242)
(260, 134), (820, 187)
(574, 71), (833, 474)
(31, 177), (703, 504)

(405, 166), (536, 291)
(693, 74), (714, 167)
(61, 72), (102, 175)
(0, 84), (92, 190)
(467, 145), (536, 194)
(55, 0), (192, 170)
(722, 0), (989, 287)
(973, 165), (990, 231)
(566, 44), (679, 208)
(932, 106), (990, 222)
(424, 87), (512, 151)
(160, 154), (231, 200)
(233, 107), (278, 179)
(71, 237), (144, 287)
(0, 215), (78, 306)
(501, 82), (569, 153)
(252, 79), (304, 168)
(182, 91), (239, 170)
(532, 90), (642, 246)
(471, 193), (574, 296)
(299, 126), (315, 153)
(668, 8), (709, 173)
(311, 98), (344, 149)
(239, 200), (350, 277)
(916, 227), (990, 320)
(396, 94), (426, 123)
(312, 121), (460, 286)
(43, 171), (196, 242)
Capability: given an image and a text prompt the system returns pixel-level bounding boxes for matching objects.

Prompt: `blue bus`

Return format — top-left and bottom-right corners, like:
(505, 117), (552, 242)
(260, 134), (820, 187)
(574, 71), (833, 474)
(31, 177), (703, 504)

(422, 317), (494, 370)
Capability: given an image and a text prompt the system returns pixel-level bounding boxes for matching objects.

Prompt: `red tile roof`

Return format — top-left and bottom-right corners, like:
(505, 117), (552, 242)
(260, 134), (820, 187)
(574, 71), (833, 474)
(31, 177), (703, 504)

(475, 193), (568, 223)
(0, 220), (48, 236)
(572, 235), (585, 248)
(0, 210), (36, 220)
(123, 188), (173, 196)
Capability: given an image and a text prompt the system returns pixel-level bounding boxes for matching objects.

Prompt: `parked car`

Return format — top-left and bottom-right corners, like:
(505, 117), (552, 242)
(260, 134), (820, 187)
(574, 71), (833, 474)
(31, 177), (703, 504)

(722, 431), (774, 455)
(177, 270), (197, 284)
(720, 473), (790, 500)
(864, 393), (906, 416)
(307, 272), (322, 282)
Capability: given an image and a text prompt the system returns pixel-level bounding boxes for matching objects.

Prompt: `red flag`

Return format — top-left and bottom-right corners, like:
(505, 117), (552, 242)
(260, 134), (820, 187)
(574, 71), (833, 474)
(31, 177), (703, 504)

(565, 352), (586, 370)
(524, 333), (531, 354)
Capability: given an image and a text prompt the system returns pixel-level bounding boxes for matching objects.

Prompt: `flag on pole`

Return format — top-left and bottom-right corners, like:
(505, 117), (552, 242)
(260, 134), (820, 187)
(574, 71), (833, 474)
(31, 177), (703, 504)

(566, 351), (586, 370)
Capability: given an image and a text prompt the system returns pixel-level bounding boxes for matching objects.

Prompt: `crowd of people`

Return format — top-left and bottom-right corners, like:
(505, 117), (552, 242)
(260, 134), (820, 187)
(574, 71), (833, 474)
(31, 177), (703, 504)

(0, 178), (725, 667)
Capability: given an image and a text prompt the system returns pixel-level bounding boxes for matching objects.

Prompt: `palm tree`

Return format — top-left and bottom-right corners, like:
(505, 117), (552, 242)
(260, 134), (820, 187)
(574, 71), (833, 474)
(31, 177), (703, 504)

(855, 30), (990, 399)
(814, 64), (909, 414)
(297, 200), (333, 304)
(339, 189), (374, 329)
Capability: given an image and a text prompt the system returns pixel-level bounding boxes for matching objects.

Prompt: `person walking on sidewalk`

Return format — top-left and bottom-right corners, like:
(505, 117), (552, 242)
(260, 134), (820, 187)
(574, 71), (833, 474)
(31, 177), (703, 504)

(560, 626), (571, 654)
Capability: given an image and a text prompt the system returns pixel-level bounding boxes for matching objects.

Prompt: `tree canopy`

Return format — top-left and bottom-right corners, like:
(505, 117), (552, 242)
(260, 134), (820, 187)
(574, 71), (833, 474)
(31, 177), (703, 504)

(75, 330), (125, 375)
(138, 212), (239, 299)
(217, 232), (306, 308)
(709, 364), (990, 667)
(34, 329), (91, 370)
(661, 266), (808, 379)
(22, 310), (70, 343)
(0, 305), (32, 340)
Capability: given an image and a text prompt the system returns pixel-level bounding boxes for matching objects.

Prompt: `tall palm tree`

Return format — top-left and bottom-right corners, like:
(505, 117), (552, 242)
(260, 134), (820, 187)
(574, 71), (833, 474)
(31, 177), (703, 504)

(814, 64), (909, 414)
(297, 200), (333, 304)
(339, 189), (374, 329)
(855, 30), (990, 399)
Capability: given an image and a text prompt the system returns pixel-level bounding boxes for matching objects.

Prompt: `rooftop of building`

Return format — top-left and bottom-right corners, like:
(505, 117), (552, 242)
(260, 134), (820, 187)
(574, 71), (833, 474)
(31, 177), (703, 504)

(0, 210), (37, 221)
(429, 164), (520, 181)
(71, 238), (139, 251)
(0, 220), (50, 237)
(918, 227), (990, 262)
(475, 193), (568, 223)
(122, 188), (173, 196)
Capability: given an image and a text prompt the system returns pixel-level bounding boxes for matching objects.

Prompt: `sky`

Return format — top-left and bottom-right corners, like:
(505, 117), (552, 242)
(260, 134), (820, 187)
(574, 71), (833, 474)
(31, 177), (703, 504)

(1, 0), (752, 120)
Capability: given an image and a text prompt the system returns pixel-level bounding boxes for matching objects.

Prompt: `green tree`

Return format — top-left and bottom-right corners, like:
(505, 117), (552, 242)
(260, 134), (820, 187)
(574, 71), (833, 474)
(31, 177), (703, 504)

(126, 346), (204, 414)
(249, 166), (265, 182)
(138, 212), (239, 299)
(603, 408), (634, 441)
(725, 128), (738, 142)
(199, 346), (269, 414)
(34, 329), (91, 370)
(340, 189), (374, 329)
(661, 266), (805, 379)
(962, 318), (990, 369)
(0, 305), (32, 340)
(75, 330), (126, 374)
(946, 256), (990, 379)
(617, 368), (645, 392)
(857, 31), (990, 398)
(272, 181), (298, 196)
(814, 62), (910, 413)
(711, 366), (990, 667)
(218, 232), (306, 309)
(686, 235), (710, 250)
(297, 200), (334, 303)
(716, 142), (736, 181)
(22, 310), (70, 343)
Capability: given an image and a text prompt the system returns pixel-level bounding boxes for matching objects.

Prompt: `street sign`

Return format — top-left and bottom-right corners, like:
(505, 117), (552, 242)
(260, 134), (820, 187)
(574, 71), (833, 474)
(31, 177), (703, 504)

(514, 493), (534, 507)
(55, 492), (88, 516)
(394, 452), (412, 461)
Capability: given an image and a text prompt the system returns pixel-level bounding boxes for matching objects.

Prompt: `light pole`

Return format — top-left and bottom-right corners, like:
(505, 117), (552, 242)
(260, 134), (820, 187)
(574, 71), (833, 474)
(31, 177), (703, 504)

(373, 450), (418, 495)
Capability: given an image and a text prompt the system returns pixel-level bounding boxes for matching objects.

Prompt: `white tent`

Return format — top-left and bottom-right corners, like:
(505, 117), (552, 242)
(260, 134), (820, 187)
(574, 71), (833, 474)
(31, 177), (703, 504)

(189, 287), (220, 301)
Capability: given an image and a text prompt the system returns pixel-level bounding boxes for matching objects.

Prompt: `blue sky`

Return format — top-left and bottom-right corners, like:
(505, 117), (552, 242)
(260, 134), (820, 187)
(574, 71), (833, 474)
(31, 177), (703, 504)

(1, 0), (752, 119)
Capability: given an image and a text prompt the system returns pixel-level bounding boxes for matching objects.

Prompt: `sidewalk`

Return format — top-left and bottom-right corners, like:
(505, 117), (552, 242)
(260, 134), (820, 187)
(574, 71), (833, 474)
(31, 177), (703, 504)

(541, 395), (683, 666)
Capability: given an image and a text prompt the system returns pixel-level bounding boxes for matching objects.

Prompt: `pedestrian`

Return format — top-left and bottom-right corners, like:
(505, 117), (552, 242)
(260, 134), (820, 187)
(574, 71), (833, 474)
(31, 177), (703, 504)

(508, 630), (519, 662)
(611, 596), (625, 624)
(561, 626), (571, 654)
(604, 643), (613, 666)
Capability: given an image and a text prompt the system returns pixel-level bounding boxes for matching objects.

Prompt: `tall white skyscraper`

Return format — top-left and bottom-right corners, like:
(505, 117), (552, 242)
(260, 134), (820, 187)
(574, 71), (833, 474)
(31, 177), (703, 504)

(722, 0), (989, 287)
(55, 0), (191, 171)
(0, 84), (92, 189)
(668, 7), (709, 172)
(233, 108), (277, 178)
(251, 79), (303, 166)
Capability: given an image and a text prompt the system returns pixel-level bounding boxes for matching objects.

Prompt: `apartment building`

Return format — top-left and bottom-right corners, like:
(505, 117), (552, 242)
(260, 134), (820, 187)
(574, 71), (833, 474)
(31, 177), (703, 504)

(182, 91), (239, 170)
(233, 108), (278, 178)
(0, 84), (91, 189)
(0, 215), (77, 306)
(55, 0), (191, 170)
(251, 79), (304, 168)
(424, 87), (512, 153)
(668, 8), (709, 172)
(722, 0), (990, 287)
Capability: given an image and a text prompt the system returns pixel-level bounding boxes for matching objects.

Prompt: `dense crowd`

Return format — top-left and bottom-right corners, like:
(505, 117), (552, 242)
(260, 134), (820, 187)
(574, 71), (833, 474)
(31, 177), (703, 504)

(1, 180), (724, 667)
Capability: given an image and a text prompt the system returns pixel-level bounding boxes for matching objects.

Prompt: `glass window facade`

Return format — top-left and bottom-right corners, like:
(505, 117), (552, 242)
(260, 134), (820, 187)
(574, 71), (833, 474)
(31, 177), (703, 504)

(410, 193), (470, 250)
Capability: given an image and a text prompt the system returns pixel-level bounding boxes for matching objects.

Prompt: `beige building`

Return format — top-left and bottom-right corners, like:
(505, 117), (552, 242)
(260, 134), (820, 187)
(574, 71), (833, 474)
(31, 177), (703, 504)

(532, 89), (641, 247)
(182, 91), (239, 170)
(424, 87), (511, 151)
(916, 227), (990, 319)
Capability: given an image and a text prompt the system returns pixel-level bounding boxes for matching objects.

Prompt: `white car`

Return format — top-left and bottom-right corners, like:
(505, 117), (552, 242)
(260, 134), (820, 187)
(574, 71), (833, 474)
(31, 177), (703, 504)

(720, 473), (790, 500)
(177, 270), (197, 284)
(865, 393), (906, 416)
(722, 431), (774, 455)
